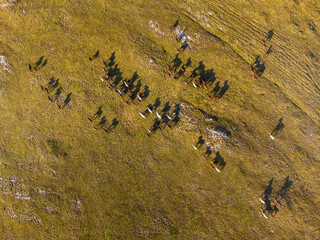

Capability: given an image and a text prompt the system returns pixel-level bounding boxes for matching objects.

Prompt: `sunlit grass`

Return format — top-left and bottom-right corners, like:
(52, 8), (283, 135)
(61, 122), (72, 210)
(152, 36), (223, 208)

(0, 0), (319, 239)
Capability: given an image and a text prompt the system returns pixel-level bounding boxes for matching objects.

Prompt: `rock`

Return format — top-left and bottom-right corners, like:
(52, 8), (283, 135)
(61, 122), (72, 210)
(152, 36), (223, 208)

(0, 56), (9, 72)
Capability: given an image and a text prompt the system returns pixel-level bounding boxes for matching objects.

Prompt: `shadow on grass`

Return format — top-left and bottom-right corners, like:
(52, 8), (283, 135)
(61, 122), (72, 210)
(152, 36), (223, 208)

(107, 118), (119, 132)
(271, 117), (284, 137)
(217, 80), (229, 98)
(140, 85), (150, 100)
(130, 79), (142, 101)
(185, 62), (216, 89)
(266, 30), (274, 42)
(53, 87), (62, 101)
(263, 45), (273, 59)
(279, 176), (293, 197)
(88, 106), (103, 122)
(161, 102), (170, 116)
(172, 19), (179, 29)
(103, 52), (116, 67)
(194, 135), (205, 150)
(153, 98), (161, 110)
(89, 50), (100, 61)
(59, 92), (72, 109)
(202, 145), (212, 158)
(213, 151), (226, 170)
(172, 54), (182, 70)
(47, 139), (67, 158)
(95, 116), (107, 130)
(251, 55), (266, 79)
(29, 55), (48, 72)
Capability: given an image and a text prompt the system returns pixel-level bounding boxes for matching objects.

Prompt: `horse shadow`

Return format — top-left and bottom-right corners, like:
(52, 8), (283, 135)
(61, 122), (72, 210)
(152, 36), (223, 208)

(89, 50), (100, 61)
(59, 92), (72, 109)
(213, 151), (226, 170)
(153, 98), (161, 111)
(217, 80), (229, 98)
(279, 176), (293, 197)
(271, 117), (285, 136)
(88, 106), (103, 122)
(29, 56), (48, 71)
(194, 135), (205, 149)
(107, 118), (119, 132)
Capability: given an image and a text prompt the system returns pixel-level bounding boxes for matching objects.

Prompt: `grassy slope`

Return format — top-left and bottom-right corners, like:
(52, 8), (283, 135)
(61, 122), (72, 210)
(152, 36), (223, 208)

(0, 0), (319, 239)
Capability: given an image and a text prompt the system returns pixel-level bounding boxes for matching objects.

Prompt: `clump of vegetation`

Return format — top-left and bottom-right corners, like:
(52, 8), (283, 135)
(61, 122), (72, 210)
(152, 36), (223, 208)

(46, 139), (67, 158)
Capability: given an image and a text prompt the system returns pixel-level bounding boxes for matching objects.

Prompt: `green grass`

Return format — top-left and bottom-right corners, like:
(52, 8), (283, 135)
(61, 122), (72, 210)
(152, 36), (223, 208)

(0, 0), (319, 239)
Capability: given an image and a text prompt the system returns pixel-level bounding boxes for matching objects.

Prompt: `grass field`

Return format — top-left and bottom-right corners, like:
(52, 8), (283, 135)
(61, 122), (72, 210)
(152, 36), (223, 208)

(0, 0), (319, 239)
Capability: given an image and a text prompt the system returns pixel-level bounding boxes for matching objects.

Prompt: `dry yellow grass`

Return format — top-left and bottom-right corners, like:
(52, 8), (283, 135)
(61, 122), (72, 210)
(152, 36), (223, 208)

(0, 0), (319, 239)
